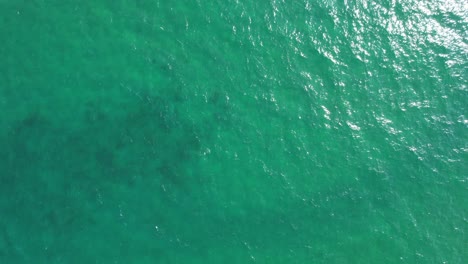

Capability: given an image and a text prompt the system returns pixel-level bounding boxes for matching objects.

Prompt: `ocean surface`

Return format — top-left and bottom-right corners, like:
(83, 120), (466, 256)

(1, 0), (467, 263)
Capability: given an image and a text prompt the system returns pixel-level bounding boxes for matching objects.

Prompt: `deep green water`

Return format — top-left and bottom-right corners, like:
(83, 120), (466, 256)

(1, 0), (467, 263)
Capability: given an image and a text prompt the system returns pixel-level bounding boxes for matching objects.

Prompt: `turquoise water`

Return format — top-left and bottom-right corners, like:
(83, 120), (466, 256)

(1, 0), (467, 263)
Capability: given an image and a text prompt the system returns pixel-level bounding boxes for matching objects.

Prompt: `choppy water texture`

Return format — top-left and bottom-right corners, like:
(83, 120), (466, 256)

(1, 0), (467, 263)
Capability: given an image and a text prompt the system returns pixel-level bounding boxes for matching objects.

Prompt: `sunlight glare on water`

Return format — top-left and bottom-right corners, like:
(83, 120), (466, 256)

(0, 0), (467, 263)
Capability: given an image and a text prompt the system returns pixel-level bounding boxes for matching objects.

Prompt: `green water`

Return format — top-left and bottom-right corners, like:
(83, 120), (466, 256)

(1, 0), (467, 263)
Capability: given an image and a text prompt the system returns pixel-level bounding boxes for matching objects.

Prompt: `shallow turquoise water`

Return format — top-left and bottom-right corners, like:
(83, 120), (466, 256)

(0, 1), (467, 263)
